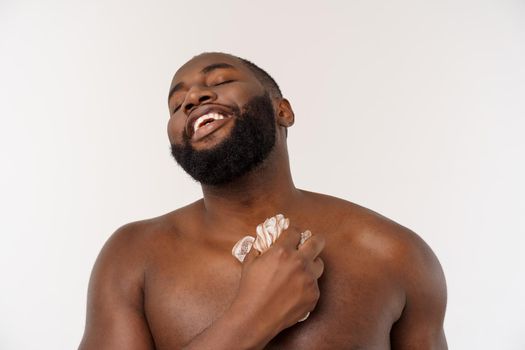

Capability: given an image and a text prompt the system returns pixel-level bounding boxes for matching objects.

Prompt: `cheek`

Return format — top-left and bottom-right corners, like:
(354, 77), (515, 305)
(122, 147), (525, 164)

(167, 115), (186, 144)
(222, 82), (264, 105)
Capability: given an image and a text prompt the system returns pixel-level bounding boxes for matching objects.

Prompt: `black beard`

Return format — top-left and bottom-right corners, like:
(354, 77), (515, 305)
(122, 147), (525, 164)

(170, 92), (276, 186)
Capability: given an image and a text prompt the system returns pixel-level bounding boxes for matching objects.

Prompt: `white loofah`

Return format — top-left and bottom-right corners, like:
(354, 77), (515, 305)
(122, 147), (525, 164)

(231, 236), (255, 263)
(231, 214), (312, 322)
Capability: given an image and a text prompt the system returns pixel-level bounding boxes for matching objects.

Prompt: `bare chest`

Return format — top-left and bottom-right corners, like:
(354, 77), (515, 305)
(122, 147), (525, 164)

(143, 243), (403, 350)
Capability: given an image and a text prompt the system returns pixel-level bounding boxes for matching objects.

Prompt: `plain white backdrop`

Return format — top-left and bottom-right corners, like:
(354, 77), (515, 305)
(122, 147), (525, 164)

(1, 0), (524, 349)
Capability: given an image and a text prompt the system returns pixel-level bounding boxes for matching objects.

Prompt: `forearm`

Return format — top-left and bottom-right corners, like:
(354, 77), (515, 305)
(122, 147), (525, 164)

(181, 302), (277, 350)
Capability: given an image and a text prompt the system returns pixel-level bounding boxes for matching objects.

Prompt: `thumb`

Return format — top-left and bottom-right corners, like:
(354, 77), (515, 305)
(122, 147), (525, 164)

(242, 245), (260, 265)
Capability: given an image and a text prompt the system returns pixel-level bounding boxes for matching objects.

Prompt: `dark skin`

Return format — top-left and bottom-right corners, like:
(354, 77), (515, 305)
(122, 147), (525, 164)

(79, 53), (448, 349)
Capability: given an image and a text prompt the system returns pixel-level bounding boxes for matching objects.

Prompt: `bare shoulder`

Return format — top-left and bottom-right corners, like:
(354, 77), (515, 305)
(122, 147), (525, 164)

(302, 189), (446, 290)
(89, 199), (203, 293)
(302, 190), (448, 348)
(101, 199), (201, 254)
(306, 192), (442, 263)
(80, 200), (203, 349)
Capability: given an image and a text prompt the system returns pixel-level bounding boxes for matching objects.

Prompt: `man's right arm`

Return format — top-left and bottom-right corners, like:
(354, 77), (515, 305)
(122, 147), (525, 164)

(79, 223), (324, 350)
(79, 223), (266, 350)
(179, 300), (275, 350)
(181, 227), (325, 350)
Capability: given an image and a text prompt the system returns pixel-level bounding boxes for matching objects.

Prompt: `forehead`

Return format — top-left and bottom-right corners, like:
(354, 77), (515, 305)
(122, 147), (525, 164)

(171, 53), (254, 86)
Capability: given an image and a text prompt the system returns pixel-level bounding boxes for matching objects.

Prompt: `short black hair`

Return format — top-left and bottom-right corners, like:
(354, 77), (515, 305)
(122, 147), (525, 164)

(197, 52), (283, 100)
(236, 56), (283, 100)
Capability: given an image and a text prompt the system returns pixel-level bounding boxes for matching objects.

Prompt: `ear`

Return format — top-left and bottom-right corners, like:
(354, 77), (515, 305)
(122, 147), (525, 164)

(276, 98), (295, 128)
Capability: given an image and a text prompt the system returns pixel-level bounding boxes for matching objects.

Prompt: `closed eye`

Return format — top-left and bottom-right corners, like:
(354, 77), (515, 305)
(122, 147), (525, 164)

(213, 79), (234, 86)
(170, 79), (235, 114)
(172, 105), (181, 114)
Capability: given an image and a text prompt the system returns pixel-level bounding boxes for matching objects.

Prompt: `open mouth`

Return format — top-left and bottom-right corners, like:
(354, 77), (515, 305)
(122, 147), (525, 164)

(193, 112), (227, 133)
(190, 111), (233, 141)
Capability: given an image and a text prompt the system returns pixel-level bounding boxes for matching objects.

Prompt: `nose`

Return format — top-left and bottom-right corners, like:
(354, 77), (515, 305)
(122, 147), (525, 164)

(182, 85), (217, 114)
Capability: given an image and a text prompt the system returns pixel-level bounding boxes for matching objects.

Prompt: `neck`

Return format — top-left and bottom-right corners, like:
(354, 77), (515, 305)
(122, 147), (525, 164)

(199, 146), (302, 236)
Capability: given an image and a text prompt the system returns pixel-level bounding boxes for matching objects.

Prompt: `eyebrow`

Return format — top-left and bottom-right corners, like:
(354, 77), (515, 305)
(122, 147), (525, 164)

(200, 62), (235, 74)
(168, 62), (237, 101)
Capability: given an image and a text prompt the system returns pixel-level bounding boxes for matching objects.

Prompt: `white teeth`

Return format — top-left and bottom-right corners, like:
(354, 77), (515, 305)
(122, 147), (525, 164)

(193, 113), (225, 132)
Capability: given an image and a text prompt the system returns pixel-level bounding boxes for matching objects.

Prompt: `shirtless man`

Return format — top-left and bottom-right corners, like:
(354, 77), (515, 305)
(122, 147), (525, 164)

(79, 52), (448, 349)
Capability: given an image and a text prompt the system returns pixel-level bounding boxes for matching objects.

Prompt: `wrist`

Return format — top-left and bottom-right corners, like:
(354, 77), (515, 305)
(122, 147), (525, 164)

(223, 299), (278, 350)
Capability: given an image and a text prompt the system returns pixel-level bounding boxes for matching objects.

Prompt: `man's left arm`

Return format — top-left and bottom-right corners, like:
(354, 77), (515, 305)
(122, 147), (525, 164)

(390, 231), (448, 350)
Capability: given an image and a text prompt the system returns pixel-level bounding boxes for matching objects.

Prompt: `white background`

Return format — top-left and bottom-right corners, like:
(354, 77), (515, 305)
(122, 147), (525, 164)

(1, 0), (524, 349)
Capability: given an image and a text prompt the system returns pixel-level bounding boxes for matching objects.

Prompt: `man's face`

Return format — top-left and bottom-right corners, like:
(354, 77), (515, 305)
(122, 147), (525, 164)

(167, 53), (277, 185)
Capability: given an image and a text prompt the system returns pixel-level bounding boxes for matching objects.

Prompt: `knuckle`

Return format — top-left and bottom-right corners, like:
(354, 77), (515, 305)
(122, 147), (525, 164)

(273, 245), (285, 254)
(313, 235), (326, 247)
(309, 300), (318, 312)
(316, 257), (325, 272)
(293, 256), (307, 271)
(274, 246), (288, 259)
(312, 285), (320, 299)
(307, 291), (319, 309)
(302, 274), (315, 289)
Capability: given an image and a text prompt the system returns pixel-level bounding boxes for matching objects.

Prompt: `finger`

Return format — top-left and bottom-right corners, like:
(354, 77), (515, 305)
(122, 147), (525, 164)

(309, 257), (325, 279)
(242, 245), (260, 265)
(273, 225), (301, 249)
(298, 234), (326, 260)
